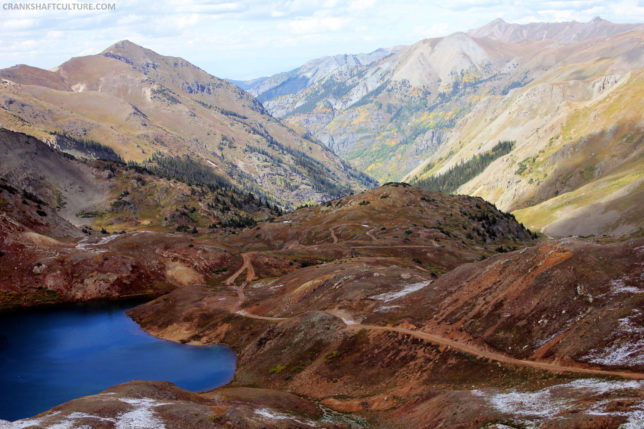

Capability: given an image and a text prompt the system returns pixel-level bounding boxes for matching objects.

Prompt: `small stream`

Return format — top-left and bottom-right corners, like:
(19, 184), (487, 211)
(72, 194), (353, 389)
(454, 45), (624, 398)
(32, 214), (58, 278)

(0, 302), (236, 421)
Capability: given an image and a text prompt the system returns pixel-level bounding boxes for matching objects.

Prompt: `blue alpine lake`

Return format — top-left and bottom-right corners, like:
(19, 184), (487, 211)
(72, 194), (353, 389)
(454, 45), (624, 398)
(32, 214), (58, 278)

(0, 302), (236, 421)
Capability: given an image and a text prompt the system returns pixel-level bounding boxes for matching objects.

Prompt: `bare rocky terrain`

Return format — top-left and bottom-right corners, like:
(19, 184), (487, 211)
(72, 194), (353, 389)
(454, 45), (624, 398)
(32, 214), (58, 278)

(1, 143), (642, 427)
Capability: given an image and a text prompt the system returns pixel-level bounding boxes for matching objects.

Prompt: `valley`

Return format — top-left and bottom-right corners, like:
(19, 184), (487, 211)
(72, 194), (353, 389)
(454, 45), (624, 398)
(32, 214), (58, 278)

(1, 137), (642, 426)
(0, 14), (642, 429)
(0, 42), (374, 209)
(242, 18), (644, 237)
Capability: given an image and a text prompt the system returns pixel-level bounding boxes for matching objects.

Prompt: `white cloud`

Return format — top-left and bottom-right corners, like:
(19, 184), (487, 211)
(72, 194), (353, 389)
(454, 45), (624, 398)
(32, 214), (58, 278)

(2, 18), (36, 31)
(348, 0), (376, 11)
(0, 0), (641, 79)
(283, 16), (349, 34)
(412, 22), (449, 39)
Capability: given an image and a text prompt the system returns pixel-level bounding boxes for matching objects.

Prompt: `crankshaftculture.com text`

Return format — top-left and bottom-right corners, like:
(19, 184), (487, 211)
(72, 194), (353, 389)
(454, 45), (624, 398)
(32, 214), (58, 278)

(2, 2), (115, 11)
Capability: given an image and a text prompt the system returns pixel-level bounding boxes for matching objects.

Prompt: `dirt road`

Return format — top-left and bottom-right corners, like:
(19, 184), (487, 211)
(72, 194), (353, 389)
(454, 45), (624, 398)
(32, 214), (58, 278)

(227, 250), (644, 381)
(225, 252), (256, 286)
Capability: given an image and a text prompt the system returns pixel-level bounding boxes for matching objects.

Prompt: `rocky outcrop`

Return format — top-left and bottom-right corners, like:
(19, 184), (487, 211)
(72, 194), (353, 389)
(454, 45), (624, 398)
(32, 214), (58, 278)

(0, 381), (350, 429)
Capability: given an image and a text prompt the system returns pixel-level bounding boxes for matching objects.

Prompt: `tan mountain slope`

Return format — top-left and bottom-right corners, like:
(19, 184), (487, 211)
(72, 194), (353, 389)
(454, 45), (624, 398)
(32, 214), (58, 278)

(240, 18), (642, 236)
(407, 30), (644, 236)
(247, 18), (640, 181)
(0, 41), (375, 208)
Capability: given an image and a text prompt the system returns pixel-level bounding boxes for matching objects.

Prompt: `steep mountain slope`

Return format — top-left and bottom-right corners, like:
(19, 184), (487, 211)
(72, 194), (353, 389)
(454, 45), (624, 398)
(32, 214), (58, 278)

(0, 129), (279, 233)
(0, 41), (375, 208)
(256, 30), (529, 176)
(236, 47), (401, 105)
(249, 18), (643, 235)
(407, 30), (644, 236)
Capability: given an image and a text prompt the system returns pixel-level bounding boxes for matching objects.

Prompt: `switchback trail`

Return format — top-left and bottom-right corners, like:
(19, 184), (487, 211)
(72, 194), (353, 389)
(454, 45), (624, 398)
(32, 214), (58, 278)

(329, 224), (378, 244)
(330, 226), (338, 244)
(225, 252), (256, 311)
(227, 250), (644, 381)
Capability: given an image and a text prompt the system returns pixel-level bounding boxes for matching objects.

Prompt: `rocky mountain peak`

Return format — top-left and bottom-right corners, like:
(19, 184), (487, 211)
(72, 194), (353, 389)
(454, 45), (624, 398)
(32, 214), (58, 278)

(100, 39), (165, 70)
(102, 39), (155, 57)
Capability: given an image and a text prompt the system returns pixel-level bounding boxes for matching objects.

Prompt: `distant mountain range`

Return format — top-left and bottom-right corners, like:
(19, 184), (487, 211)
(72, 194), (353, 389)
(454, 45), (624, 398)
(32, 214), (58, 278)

(468, 16), (643, 43)
(232, 47), (402, 104)
(236, 17), (644, 236)
(0, 41), (375, 209)
(1, 18), (642, 236)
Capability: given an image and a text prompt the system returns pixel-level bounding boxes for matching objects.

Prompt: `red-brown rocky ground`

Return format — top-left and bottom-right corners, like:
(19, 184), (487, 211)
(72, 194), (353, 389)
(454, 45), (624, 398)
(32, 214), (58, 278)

(2, 182), (643, 428)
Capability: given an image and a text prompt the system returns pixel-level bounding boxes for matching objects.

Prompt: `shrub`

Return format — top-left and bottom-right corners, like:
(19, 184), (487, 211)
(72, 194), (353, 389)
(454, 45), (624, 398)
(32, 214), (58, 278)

(269, 363), (290, 374)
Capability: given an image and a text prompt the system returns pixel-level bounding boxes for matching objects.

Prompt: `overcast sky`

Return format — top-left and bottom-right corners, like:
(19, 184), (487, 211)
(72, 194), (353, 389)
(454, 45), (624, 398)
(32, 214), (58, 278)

(1, 0), (642, 80)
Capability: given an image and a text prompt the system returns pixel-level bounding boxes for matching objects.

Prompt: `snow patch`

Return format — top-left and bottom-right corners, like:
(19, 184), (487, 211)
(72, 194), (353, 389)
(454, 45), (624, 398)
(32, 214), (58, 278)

(255, 408), (292, 420)
(66, 412), (115, 422)
(254, 408), (317, 426)
(115, 398), (169, 429)
(370, 280), (432, 302)
(42, 412), (117, 429)
(1, 412), (61, 428)
(0, 419), (43, 428)
(96, 234), (120, 246)
(250, 279), (272, 289)
(475, 379), (644, 427)
(581, 309), (644, 367)
(374, 305), (401, 313)
(75, 234), (120, 253)
(609, 278), (643, 295)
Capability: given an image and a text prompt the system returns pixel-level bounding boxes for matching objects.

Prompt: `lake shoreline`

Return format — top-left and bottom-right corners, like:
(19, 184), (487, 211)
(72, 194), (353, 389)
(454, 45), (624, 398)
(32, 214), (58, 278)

(0, 302), (237, 421)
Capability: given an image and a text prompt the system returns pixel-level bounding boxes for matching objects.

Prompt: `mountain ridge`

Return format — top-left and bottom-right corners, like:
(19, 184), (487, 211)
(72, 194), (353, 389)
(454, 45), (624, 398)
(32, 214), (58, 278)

(0, 40), (376, 209)
(237, 17), (644, 236)
(468, 16), (644, 43)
